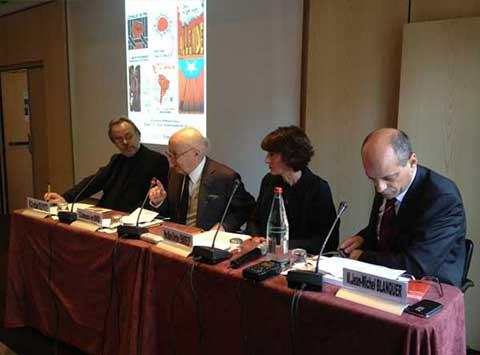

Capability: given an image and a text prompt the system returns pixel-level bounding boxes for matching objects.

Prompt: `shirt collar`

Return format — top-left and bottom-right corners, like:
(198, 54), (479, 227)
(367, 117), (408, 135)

(395, 166), (417, 204)
(189, 156), (206, 185)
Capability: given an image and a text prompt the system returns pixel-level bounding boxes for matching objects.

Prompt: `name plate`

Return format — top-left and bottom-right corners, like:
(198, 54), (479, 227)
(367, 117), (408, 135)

(343, 268), (408, 303)
(27, 197), (50, 213)
(163, 225), (195, 247)
(77, 208), (103, 226)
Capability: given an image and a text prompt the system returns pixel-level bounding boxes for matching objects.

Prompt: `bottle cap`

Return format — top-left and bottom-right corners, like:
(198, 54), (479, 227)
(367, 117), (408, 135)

(274, 186), (283, 194)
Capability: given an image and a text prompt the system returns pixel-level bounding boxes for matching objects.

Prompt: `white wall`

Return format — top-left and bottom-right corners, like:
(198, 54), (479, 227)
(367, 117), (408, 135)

(67, 0), (302, 197)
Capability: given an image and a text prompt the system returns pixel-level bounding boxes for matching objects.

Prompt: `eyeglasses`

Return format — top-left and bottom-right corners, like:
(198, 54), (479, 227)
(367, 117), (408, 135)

(167, 147), (195, 160)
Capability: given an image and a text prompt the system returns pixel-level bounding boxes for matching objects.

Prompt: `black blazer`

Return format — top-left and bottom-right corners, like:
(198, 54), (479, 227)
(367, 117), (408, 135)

(63, 145), (169, 213)
(249, 168), (338, 254)
(163, 157), (255, 232)
(358, 165), (466, 287)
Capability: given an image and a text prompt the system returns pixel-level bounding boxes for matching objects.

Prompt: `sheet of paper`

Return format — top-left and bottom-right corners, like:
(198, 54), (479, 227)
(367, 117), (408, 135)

(336, 287), (407, 316)
(313, 256), (405, 280)
(121, 207), (158, 225)
(192, 231), (251, 250)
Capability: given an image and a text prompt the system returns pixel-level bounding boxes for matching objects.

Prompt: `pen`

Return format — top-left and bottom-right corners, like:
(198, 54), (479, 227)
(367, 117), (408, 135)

(47, 182), (51, 193)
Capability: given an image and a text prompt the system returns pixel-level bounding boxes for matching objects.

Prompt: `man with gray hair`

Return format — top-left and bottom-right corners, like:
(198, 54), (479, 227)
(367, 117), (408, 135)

(340, 128), (466, 286)
(149, 127), (255, 232)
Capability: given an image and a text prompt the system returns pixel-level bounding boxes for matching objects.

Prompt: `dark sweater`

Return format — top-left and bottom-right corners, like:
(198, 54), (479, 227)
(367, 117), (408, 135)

(63, 145), (169, 212)
(249, 168), (338, 254)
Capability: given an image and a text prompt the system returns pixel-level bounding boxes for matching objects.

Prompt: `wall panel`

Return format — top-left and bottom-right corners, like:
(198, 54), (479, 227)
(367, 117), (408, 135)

(398, 17), (480, 350)
(304, 0), (408, 236)
(411, 0), (480, 22)
(0, 1), (73, 193)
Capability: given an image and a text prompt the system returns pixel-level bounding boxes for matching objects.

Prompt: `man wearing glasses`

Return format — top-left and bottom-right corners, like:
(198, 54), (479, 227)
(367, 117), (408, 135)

(149, 127), (255, 232)
(339, 128), (466, 287)
(45, 117), (169, 212)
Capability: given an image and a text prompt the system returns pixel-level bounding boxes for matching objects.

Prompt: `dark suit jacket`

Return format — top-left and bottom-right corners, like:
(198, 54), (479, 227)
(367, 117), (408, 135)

(63, 145), (169, 212)
(358, 165), (466, 287)
(163, 157), (255, 232)
(249, 168), (339, 254)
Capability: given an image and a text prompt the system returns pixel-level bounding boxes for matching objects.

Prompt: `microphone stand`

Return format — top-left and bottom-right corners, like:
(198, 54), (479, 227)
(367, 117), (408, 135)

(287, 201), (348, 291)
(192, 179), (240, 264)
(117, 179), (156, 239)
(58, 174), (100, 224)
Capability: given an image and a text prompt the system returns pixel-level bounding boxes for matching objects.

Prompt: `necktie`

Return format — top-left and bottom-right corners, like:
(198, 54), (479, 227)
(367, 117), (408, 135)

(177, 175), (190, 224)
(377, 198), (396, 252)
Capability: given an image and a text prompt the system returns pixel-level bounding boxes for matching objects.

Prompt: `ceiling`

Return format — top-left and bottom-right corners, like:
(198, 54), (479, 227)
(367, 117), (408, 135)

(0, 0), (52, 17)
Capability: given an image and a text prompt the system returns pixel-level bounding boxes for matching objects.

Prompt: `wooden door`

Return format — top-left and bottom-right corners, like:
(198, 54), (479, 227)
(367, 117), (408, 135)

(1, 70), (34, 212)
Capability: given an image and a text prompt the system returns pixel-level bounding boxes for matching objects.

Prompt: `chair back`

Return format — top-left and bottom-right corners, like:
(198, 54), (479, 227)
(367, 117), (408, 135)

(461, 239), (474, 293)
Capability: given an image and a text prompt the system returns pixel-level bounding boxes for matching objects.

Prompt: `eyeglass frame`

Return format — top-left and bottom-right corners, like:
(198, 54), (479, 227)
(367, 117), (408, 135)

(167, 146), (196, 160)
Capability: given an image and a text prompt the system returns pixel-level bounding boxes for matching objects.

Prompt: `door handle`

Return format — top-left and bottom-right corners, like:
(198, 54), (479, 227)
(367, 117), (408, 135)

(8, 141), (30, 146)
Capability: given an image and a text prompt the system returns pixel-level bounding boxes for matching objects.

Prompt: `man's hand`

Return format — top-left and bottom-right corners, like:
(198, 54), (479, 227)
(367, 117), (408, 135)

(44, 192), (66, 205)
(349, 249), (364, 260)
(148, 180), (167, 206)
(339, 235), (365, 255)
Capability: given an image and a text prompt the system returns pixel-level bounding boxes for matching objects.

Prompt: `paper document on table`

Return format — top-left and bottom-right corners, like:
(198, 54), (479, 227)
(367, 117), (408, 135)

(192, 231), (251, 250)
(314, 256), (405, 280)
(121, 207), (158, 225)
(50, 203), (94, 215)
(336, 287), (407, 315)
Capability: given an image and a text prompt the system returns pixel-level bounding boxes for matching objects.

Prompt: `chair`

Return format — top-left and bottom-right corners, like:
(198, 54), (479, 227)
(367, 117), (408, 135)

(461, 238), (474, 293)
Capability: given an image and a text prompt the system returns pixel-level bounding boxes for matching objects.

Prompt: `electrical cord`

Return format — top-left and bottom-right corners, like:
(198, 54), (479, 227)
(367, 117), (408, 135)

(101, 236), (121, 354)
(189, 256), (206, 355)
(47, 223), (60, 355)
(289, 283), (306, 355)
(168, 264), (190, 355)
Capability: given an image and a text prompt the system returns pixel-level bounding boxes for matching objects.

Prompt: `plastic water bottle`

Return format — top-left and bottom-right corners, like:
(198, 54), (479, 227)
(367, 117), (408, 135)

(266, 187), (289, 263)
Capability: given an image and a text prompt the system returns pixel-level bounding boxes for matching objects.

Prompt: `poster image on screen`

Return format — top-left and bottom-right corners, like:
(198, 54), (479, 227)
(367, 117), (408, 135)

(125, 0), (206, 145)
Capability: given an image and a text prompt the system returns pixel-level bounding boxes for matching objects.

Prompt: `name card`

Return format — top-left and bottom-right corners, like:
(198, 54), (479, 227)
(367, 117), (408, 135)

(27, 197), (50, 213)
(343, 268), (408, 304)
(163, 226), (195, 247)
(77, 208), (103, 226)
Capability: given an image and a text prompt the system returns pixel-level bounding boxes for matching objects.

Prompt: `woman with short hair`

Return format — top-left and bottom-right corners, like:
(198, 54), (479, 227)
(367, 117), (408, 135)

(249, 126), (338, 254)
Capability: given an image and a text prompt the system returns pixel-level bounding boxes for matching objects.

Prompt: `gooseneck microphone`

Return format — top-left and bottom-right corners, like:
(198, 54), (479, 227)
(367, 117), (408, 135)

(58, 172), (101, 224)
(287, 201), (348, 291)
(117, 178), (156, 239)
(192, 178), (241, 264)
(230, 243), (267, 269)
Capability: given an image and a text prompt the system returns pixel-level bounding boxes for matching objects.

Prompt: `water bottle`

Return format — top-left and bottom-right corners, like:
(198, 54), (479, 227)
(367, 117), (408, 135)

(266, 187), (289, 263)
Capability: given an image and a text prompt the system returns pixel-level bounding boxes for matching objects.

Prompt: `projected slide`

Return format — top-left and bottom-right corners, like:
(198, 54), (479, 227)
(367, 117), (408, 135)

(125, 0), (206, 145)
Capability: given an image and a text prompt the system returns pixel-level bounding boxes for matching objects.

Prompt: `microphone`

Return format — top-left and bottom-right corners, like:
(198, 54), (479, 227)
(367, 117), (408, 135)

(192, 178), (241, 264)
(230, 243), (267, 269)
(287, 201), (348, 291)
(58, 172), (101, 224)
(117, 178), (156, 239)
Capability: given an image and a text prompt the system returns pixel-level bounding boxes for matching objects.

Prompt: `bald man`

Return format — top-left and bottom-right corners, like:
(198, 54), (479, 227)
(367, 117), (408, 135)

(340, 128), (466, 286)
(149, 127), (255, 232)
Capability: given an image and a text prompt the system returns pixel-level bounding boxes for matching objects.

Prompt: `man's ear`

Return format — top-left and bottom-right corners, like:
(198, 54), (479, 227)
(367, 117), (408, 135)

(409, 152), (418, 167)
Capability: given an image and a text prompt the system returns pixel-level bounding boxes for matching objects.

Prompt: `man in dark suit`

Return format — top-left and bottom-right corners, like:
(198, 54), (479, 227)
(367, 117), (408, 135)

(340, 128), (466, 286)
(149, 127), (254, 231)
(44, 117), (169, 212)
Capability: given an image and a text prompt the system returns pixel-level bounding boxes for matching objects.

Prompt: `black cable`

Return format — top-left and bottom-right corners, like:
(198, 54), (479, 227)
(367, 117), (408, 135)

(289, 284), (306, 355)
(168, 265), (190, 355)
(47, 222), (60, 355)
(189, 257), (206, 355)
(101, 236), (121, 355)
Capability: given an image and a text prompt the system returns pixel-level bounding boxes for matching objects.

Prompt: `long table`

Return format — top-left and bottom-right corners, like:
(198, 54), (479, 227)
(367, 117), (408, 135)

(5, 211), (466, 355)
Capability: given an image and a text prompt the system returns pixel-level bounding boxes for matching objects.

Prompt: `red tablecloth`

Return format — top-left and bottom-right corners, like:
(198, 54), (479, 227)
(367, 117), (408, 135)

(4, 212), (150, 354)
(5, 211), (466, 355)
(139, 244), (465, 355)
